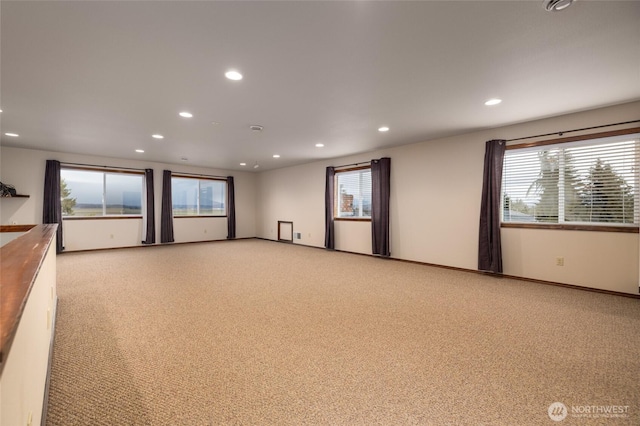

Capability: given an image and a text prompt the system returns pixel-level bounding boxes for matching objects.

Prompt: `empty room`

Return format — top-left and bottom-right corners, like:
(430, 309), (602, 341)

(1, 1), (639, 425)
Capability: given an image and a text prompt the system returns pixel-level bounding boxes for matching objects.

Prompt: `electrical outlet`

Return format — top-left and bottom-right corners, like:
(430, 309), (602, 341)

(556, 257), (564, 266)
(204, 229), (207, 234)
(110, 234), (114, 239)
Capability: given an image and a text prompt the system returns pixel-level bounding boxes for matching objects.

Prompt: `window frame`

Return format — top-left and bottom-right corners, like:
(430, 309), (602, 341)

(171, 174), (227, 218)
(60, 166), (144, 220)
(334, 165), (372, 222)
(501, 127), (640, 234)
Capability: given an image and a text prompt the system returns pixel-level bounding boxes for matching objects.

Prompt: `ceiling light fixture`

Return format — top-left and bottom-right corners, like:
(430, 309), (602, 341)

(5, 133), (19, 137)
(484, 98), (502, 106)
(543, 0), (575, 12)
(378, 126), (390, 132)
(249, 125), (264, 132)
(152, 134), (164, 139)
(240, 162), (247, 166)
(225, 70), (243, 81)
(315, 143), (324, 148)
(135, 149), (145, 153)
(253, 162), (260, 169)
(181, 157), (188, 161)
(179, 112), (193, 118)
(273, 154), (280, 158)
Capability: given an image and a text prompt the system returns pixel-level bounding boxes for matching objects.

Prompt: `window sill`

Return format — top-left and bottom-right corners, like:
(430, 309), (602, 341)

(174, 215), (227, 219)
(63, 216), (142, 220)
(334, 217), (372, 222)
(501, 222), (639, 233)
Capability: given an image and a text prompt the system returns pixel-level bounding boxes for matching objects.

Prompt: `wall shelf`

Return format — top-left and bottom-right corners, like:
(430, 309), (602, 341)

(1, 194), (30, 198)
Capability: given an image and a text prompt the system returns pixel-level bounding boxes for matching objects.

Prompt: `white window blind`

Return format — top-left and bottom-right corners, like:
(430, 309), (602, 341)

(335, 168), (372, 218)
(502, 134), (639, 226)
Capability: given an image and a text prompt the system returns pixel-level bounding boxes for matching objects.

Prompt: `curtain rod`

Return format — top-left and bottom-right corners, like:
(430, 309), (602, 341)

(172, 171), (228, 179)
(61, 162), (144, 172)
(333, 160), (371, 169)
(505, 119), (640, 142)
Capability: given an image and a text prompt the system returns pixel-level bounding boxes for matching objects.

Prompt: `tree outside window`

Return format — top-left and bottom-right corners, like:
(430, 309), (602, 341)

(61, 178), (77, 216)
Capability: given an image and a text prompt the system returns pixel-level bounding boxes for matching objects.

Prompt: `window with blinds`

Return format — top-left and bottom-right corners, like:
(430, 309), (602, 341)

(335, 167), (372, 219)
(502, 133), (639, 228)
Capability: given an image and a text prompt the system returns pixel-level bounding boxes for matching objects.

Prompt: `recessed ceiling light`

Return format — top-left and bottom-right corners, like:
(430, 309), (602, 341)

(179, 112), (193, 118)
(249, 125), (264, 132)
(152, 134), (164, 139)
(135, 149), (145, 153)
(378, 126), (390, 132)
(5, 133), (19, 137)
(484, 98), (502, 106)
(273, 154), (280, 158)
(225, 70), (243, 81)
(315, 143), (325, 148)
(211, 122), (221, 126)
(253, 162), (260, 169)
(544, 0), (574, 12)
(0, 109), (3, 113)
(240, 162), (247, 166)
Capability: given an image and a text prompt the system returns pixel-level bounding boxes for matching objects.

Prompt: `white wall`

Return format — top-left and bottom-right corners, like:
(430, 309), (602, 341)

(173, 216), (228, 243)
(335, 220), (371, 254)
(64, 219), (143, 251)
(502, 229), (637, 292)
(257, 101), (640, 294)
(257, 160), (328, 244)
(0, 147), (257, 250)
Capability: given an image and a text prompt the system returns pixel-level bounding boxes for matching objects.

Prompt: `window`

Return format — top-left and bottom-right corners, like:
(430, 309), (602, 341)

(502, 133), (639, 229)
(171, 176), (226, 216)
(61, 168), (143, 217)
(335, 167), (372, 219)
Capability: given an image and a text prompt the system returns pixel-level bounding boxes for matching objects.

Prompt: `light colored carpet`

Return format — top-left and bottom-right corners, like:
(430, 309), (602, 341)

(46, 239), (640, 425)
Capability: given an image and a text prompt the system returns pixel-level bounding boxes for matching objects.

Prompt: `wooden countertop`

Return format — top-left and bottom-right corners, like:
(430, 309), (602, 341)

(0, 224), (57, 371)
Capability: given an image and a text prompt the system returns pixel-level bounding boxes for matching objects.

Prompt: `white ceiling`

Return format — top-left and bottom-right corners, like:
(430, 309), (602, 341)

(1, 1), (639, 172)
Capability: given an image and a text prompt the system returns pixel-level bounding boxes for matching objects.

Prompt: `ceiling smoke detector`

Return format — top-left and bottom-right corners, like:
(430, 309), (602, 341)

(249, 125), (264, 132)
(543, 0), (575, 12)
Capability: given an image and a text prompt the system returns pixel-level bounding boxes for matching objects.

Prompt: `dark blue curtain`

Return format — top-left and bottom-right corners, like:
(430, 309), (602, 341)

(142, 169), (155, 244)
(43, 160), (63, 253)
(478, 140), (506, 273)
(324, 166), (335, 249)
(371, 157), (391, 257)
(161, 170), (174, 243)
(227, 176), (236, 239)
